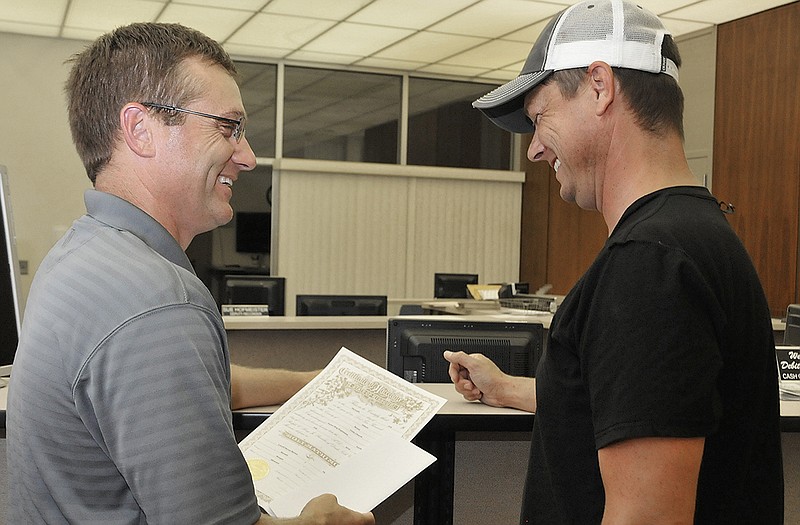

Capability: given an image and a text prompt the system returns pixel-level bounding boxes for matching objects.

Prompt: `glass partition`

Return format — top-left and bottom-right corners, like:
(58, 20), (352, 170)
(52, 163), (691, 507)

(283, 66), (402, 163)
(408, 77), (510, 170)
(236, 61), (277, 158)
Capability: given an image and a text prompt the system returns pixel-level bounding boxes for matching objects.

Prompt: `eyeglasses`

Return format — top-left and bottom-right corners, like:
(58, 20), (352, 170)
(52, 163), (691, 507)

(141, 102), (246, 142)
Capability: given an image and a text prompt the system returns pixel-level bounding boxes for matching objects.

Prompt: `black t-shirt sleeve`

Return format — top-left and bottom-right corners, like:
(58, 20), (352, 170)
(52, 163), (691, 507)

(580, 240), (724, 449)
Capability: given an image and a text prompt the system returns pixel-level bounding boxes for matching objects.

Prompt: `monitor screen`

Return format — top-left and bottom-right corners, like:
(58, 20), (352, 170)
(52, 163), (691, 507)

(433, 272), (478, 298)
(387, 318), (543, 383)
(296, 295), (388, 316)
(1, 165), (22, 374)
(235, 211), (271, 254)
(223, 275), (285, 316)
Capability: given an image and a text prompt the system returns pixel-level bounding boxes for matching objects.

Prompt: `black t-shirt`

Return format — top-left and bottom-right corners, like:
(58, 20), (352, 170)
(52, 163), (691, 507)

(521, 186), (783, 524)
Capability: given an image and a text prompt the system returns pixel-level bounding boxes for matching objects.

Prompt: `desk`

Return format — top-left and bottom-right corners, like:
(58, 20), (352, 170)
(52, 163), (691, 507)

(233, 383), (533, 525)
(224, 314), (548, 372)
(233, 385), (800, 525)
(224, 315), (389, 371)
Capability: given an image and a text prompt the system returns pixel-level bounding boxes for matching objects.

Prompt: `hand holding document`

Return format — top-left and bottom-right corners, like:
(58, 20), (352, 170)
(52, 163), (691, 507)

(238, 347), (446, 517)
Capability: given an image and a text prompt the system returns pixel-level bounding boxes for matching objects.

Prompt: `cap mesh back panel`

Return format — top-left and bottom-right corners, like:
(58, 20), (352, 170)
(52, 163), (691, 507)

(555, 3), (614, 45)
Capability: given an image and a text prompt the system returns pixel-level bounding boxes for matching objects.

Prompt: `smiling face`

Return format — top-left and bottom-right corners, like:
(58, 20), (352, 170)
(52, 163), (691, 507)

(152, 57), (257, 247)
(523, 78), (604, 212)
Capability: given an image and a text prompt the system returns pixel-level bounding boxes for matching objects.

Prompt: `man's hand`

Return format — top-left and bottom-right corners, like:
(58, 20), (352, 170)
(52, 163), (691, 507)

(443, 350), (537, 411)
(264, 494), (375, 525)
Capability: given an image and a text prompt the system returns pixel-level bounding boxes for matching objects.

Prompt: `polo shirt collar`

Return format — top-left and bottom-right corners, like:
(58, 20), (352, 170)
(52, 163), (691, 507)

(84, 189), (195, 275)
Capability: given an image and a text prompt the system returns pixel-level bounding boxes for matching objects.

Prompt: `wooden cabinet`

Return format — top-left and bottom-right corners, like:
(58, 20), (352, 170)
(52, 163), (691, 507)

(519, 144), (606, 295)
(712, 2), (800, 317)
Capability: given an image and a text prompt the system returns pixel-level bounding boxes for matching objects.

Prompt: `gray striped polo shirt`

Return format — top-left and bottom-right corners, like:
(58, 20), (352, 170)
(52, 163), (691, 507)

(7, 190), (261, 524)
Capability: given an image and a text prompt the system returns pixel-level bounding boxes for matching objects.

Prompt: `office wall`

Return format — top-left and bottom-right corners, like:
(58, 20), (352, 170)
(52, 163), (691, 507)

(678, 28), (717, 188)
(0, 32), (90, 309)
(273, 159), (523, 305)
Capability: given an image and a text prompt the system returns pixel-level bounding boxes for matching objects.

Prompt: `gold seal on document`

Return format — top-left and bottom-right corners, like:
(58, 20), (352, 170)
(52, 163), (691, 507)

(246, 458), (270, 480)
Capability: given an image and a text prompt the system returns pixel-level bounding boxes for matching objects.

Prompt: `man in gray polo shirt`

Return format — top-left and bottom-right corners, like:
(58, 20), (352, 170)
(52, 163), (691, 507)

(6, 23), (374, 525)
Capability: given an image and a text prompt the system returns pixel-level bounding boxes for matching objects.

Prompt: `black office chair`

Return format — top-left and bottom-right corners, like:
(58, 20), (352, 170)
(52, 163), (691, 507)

(433, 273), (478, 298)
(295, 294), (387, 316)
(785, 304), (800, 344)
(398, 304), (426, 315)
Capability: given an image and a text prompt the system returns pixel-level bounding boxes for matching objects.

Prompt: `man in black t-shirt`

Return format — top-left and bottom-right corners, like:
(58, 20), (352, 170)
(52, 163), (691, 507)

(445, 1), (784, 523)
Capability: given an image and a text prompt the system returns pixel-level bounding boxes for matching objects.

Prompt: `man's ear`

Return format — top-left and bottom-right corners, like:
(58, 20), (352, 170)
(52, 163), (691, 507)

(587, 61), (616, 116)
(120, 103), (156, 158)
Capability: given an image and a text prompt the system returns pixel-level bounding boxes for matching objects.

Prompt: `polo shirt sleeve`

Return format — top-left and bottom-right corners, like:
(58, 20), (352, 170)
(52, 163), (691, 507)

(581, 240), (725, 449)
(73, 303), (261, 525)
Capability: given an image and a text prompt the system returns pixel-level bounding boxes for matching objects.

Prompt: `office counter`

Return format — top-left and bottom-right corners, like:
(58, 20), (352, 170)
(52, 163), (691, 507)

(234, 383), (534, 525)
(235, 385), (800, 525)
(223, 313), (550, 372)
(1, 313), (795, 524)
(224, 315), (390, 370)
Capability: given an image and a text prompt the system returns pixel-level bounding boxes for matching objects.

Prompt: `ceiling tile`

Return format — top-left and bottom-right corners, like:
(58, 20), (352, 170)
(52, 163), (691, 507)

(301, 22), (415, 57)
(173, 0), (265, 10)
(228, 12), (336, 50)
(476, 69), (518, 81)
(348, 0), (477, 29)
(501, 17), (553, 43)
(636, 1), (701, 16)
(417, 62), (496, 78)
(286, 49), (363, 66)
(375, 31), (488, 63)
(61, 27), (107, 41)
(0, 21), (60, 37)
(665, 0), (797, 24)
(262, 0), (372, 21)
(224, 43), (291, 61)
(0, 0), (69, 25)
(660, 17), (714, 37)
(355, 56), (429, 71)
(443, 39), (534, 69)
(65, 0), (164, 32)
(430, 0), (568, 38)
(159, 4), (253, 41)
(0, 0), (793, 84)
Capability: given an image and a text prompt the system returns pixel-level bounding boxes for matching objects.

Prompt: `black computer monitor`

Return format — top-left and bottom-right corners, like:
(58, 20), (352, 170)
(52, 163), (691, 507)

(222, 275), (285, 316)
(785, 304), (800, 345)
(387, 318), (543, 383)
(434, 272), (478, 298)
(296, 295), (388, 316)
(0, 166), (22, 376)
(235, 211), (271, 254)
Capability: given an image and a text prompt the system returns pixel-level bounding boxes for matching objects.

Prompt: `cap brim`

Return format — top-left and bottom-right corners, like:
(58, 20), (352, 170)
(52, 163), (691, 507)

(472, 70), (553, 133)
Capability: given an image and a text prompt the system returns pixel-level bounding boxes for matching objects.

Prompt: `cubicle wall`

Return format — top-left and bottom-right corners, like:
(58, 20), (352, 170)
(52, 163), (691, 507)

(271, 159), (523, 309)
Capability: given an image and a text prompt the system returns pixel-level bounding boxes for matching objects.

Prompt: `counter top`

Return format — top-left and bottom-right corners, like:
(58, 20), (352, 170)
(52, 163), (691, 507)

(223, 315), (389, 330)
(223, 313), (551, 331)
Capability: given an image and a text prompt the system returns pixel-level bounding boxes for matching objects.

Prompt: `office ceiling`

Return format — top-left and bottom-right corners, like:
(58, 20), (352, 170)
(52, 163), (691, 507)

(0, 0), (796, 82)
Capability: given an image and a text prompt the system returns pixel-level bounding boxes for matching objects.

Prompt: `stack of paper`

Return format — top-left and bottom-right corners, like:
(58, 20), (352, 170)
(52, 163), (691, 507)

(238, 347), (446, 517)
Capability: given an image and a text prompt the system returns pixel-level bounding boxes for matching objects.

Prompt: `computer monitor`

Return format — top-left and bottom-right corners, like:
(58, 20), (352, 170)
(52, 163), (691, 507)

(434, 272), (478, 298)
(387, 318), (543, 383)
(235, 211), (271, 254)
(1, 166), (22, 376)
(785, 304), (800, 344)
(295, 295), (388, 316)
(222, 275), (285, 316)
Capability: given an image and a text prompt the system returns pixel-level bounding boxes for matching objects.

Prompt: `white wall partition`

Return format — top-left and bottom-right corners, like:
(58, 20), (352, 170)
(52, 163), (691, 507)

(272, 159), (523, 310)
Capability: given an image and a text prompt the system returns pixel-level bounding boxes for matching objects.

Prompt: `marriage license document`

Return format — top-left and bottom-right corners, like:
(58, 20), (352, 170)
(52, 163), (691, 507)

(238, 347), (446, 517)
